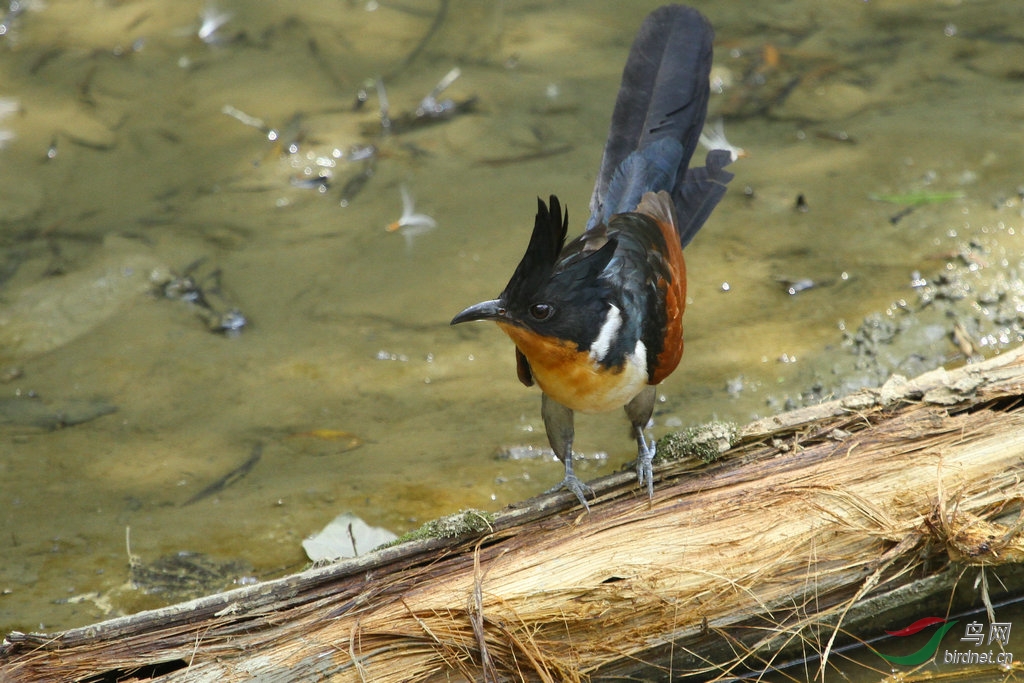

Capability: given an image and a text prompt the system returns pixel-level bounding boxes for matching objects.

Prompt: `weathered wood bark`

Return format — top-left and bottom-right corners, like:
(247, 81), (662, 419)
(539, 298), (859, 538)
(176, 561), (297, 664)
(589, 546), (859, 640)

(4, 347), (1024, 682)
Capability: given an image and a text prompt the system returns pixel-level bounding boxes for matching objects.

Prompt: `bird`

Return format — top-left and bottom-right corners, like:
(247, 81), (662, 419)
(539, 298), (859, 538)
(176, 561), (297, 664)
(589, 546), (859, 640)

(451, 4), (734, 510)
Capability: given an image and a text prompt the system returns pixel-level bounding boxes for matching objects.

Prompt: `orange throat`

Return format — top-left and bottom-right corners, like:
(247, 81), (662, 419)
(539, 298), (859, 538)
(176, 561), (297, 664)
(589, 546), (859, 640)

(496, 322), (650, 414)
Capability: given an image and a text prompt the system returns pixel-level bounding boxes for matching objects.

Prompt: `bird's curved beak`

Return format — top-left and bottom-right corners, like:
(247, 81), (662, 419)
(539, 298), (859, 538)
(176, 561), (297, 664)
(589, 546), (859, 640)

(450, 299), (506, 326)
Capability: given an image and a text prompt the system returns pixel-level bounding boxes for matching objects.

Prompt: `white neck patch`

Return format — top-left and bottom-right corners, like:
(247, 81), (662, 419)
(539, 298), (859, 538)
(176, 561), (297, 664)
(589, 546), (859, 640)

(590, 304), (622, 362)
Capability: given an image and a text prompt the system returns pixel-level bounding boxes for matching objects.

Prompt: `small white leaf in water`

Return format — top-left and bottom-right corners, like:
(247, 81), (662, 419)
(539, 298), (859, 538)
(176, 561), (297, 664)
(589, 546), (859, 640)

(302, 513), (398, 562)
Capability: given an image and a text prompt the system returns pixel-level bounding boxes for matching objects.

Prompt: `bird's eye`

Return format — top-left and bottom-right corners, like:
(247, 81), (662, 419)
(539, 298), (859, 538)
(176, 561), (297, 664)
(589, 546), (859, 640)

(529, 303), (553, 320)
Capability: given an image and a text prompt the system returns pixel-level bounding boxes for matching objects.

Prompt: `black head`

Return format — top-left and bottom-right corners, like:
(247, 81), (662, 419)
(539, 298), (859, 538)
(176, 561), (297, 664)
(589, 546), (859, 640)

(451, 196), (618, 352)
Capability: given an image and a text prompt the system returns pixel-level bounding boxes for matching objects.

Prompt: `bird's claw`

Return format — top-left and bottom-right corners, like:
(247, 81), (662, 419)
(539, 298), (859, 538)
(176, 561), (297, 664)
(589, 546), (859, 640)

(636, 442), (655, 501)
(547, 474), (595, 511)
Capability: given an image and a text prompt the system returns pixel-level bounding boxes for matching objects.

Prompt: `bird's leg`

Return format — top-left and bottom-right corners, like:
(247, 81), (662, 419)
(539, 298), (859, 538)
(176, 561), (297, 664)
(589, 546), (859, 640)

(541, 393), (593, 510)
(625, 385), (657, 500)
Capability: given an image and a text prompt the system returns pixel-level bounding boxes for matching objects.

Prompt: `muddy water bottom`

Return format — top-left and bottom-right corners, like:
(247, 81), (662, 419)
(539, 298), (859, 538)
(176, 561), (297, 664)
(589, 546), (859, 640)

(1, 0), (1023, 647)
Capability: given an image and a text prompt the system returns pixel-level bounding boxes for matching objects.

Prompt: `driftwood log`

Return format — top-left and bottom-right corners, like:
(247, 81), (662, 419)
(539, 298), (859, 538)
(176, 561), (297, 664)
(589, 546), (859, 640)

(4, 347), (1024, 681)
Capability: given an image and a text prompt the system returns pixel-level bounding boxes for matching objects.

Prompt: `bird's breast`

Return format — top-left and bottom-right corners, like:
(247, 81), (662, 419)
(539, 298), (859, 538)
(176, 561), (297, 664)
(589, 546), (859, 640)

(497, 322), (649, 414)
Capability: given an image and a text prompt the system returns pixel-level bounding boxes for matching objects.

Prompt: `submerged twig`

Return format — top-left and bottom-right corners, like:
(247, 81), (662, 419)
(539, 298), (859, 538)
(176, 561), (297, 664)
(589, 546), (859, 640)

(383, 0), (450, 81)
(183, 442), (263, 506)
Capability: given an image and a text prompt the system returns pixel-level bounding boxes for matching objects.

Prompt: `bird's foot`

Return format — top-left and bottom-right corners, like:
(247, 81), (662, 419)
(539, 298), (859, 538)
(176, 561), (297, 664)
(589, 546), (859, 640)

(547, 474), (595, 512)
(636, 441), (656, 501)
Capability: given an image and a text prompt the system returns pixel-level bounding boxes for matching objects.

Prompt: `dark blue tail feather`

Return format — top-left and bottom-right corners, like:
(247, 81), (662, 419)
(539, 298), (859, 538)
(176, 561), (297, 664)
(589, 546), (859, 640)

(599, 137), (683, 224)
(675, 148), (734, 248)
(587, 5), (729, 241)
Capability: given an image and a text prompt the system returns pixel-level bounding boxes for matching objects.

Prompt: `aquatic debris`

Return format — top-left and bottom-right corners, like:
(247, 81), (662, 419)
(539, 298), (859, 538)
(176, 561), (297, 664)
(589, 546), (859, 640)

(477, 143), (573, 168)
(365, 68), (477, 136)
(814, 129), (856, 144)
(183, 442), (263, 506)
(775, 276), (821, 295)
(197, 5), (233, 45)
(0, 395), (117, 430)
(222, 104), (273, 140)
(289, 174), (330, 192)
(156, 260), (207, 305)
(415, 67), (462, 119)
(269, 112), (306, 155)
(221, 105), (308, 154)
(0, 96), (18, 148)
(784, 278), (815, 295)
(887, 205), (916, 225)
(211, 308), (247, 335)
(127, 533), (253, 600)
(699, 118), (746, 162)
(152, 258), (248, 335)
(494, 445), (607, 463)
(386, 184), (437, 250)
(290, 428), (361, 442)
(0, 366), (22, 383)
(495, 444), (555, 461)
(375, 77), (392, 134)
(283, 427), (363, 458)
(339, 160), (375, 207)
(287, 428), (363, 454)
(344, 144), (377, 162)
(868, 190), (965, 206)
(303, 512), (398, 562)
(871, 190), (966, 224)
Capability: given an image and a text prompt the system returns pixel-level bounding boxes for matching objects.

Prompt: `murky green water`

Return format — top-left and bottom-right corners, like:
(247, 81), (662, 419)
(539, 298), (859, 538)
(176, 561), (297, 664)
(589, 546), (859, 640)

(1, 0), (1022, 676)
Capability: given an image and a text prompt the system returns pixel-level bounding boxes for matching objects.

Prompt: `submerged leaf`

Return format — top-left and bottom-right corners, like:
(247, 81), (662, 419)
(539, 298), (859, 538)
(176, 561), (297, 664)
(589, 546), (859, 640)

(868, 191), (965, 206)
(302, 513), (398, 562)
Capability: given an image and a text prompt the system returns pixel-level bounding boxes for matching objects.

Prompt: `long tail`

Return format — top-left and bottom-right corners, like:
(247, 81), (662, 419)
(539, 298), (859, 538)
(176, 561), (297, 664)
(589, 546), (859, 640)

(587, 4), (732, 247)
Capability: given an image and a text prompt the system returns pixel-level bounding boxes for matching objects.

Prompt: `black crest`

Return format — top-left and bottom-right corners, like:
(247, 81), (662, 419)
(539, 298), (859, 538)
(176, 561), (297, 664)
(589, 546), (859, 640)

(499, 196), (568, 305)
